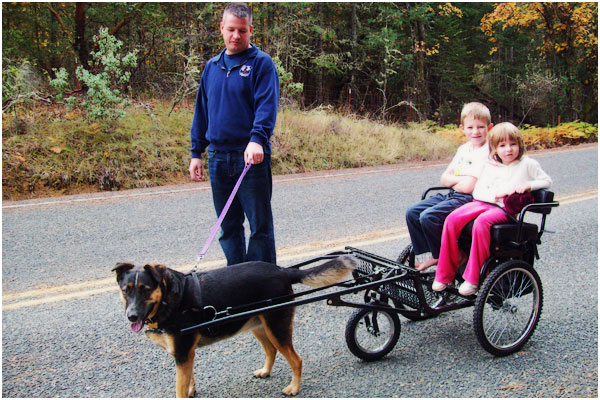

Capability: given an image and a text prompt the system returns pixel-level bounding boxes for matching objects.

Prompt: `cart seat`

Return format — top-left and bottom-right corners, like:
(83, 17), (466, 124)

(459, 189), (555, 251)
(459, 220), (538, 251)
(489, 222), (538, 249)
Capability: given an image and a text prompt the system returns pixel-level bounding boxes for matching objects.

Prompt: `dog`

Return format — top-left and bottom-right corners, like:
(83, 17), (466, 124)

(113, 256), (357, 397)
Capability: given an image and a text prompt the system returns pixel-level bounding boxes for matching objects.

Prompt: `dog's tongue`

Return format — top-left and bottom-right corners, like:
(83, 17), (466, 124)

(130, 321), (144, 332)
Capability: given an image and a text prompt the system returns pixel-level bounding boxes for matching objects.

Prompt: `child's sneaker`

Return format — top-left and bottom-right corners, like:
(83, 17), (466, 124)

(432, 280), (447, 292)
(459, 281), (479, 296)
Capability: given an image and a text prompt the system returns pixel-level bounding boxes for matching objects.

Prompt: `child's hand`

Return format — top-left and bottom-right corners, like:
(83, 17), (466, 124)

(495, 189), (514, 200)
(514, 183), (532, 194)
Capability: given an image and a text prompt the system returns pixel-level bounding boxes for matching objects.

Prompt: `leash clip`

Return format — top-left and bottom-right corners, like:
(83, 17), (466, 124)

(204, 305), (217, 320)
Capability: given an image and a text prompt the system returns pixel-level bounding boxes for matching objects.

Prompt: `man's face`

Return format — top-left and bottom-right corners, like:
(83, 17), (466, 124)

(220, 13), (252, 55)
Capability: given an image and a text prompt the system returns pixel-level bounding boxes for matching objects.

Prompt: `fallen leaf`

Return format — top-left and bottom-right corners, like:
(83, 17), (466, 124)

(50, 143), (66, 154)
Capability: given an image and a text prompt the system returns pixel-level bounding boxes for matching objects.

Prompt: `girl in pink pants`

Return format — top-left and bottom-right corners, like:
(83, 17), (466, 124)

(432, 123), (552, 296)
(434, 201), (509, 288)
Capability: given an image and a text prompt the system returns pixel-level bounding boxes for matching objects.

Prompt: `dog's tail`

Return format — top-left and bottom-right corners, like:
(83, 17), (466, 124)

(286, 255), (358, 287)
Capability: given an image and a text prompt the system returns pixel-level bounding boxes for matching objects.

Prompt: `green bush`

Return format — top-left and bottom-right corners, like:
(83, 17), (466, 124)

(50, 27), (138, 121)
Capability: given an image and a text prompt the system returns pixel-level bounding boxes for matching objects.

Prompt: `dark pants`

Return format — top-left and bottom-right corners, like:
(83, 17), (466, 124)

(208, 150), (276, 265)
(405, 191), (473, 259)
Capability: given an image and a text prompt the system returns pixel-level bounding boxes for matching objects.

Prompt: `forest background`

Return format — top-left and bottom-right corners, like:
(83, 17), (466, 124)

(2, 2), (598, 199)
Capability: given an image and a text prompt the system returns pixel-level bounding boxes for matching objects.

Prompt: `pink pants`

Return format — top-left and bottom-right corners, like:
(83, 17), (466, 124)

(435, 201), (510, 285)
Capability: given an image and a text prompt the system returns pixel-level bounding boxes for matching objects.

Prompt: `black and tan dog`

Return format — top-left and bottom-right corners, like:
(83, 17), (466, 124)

(113, 256), (357, 397)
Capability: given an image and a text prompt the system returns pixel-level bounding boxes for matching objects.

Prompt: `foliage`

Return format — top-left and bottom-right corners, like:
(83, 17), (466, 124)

(48, 67), (69, 101)
(273, 56), (303, 106)
(435, 121), (598, 149)
(2, 102), (190, 198)
(515, 63), (560, 125)
(481, 3), (598, 123)
(2, 59), (46, 111)
(520, 122), (598, 149)
(52, 27), (138, 120)
(1, 2), (597, 125)
(3, 103), (596, 200)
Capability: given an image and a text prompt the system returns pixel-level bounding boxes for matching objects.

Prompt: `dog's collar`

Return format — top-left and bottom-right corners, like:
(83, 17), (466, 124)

(145, 273), (184, 330)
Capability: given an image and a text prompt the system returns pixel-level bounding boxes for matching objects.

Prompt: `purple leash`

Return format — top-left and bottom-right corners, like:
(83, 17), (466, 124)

(192, 163), (252, 272)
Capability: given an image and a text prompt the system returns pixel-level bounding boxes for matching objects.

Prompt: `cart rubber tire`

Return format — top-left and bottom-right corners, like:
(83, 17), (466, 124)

(396, 244), (414, 267)
(345, 306), (400, 361)
(394, 244), (436, 321)
(473, 260), (543, 356)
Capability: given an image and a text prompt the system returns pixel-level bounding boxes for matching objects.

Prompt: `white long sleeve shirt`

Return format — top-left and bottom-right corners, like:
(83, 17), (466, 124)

(472, 156), (552, 206)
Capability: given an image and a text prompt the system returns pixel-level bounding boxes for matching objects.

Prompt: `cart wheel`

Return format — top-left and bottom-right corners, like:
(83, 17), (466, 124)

(396, 244), (414, 267)
(345, 305), (400, 361)
(473, 260), (543, 356)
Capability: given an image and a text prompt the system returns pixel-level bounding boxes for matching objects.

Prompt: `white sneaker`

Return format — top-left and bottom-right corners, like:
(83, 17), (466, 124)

(432, 280), (447, 292)
(459, 281), (479, 296)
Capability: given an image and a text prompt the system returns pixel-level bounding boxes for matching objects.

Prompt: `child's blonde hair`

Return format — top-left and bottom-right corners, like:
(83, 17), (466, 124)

(488, 122), (525, 163)
(460, 102), (492, 125)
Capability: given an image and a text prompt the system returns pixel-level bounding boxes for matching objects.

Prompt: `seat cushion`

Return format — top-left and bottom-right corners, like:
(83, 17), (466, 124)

(490, 223), (538, 247)
(459, 221), (539, 251)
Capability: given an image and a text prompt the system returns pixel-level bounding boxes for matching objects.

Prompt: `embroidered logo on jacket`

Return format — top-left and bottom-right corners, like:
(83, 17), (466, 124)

(240, 65), (252, 77)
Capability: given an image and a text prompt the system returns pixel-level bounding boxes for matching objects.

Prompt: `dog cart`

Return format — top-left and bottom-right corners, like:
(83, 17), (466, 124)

(182, 188), (558, 360)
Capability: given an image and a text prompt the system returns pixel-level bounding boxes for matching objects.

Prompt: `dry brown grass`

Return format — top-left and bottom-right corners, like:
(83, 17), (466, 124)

(2, 103), (596, 200)
(272, 109), (458, 174)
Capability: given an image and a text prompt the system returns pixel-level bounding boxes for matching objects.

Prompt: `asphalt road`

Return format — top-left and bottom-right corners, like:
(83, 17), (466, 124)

(2, 144), (597, 397)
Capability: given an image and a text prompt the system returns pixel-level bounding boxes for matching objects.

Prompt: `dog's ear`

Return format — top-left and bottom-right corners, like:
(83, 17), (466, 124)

(113, 262), (135, 282)
(144, 264), (167, 284)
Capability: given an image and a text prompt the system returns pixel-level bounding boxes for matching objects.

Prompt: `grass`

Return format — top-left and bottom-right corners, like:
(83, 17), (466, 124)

(272, 109), (458, 174)
(2, 101), (597, 200)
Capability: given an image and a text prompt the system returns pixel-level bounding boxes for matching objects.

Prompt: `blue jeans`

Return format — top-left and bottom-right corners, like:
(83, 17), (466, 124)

(208, 150), (276, 265)
(405, 191), (473, 259)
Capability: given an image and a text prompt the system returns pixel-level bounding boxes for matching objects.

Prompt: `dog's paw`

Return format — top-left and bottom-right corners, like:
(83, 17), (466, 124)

(188, 377), (196, 397)
(187, 381), (196, 397)
(253, 368), (271, 378)
(282, 384), (300, 396)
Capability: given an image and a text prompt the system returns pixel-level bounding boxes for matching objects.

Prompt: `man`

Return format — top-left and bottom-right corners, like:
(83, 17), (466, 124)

(189, 2), (280, 265)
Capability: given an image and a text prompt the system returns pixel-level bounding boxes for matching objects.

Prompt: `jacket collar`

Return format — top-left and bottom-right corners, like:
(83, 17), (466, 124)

(213, 43), (259, 67)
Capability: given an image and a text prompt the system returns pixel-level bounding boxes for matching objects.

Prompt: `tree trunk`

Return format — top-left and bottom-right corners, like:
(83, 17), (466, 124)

(49, 7), (59, 73)
(74, 3), (89, 69)
(315, 3), (324, 105)
(350, 3), (357, 111)
(416, 18), (429, 119)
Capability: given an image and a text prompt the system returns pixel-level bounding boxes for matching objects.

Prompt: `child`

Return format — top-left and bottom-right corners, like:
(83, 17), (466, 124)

(405, 102), (492, 271)
(432, 122), (552, 295)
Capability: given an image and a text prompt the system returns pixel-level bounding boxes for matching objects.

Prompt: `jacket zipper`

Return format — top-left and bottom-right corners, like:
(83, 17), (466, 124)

(220, 57), (250, 79)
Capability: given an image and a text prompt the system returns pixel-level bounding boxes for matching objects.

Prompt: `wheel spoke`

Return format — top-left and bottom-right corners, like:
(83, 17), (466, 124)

(477, 263), (542, 355)
(352, 310), (397, 354)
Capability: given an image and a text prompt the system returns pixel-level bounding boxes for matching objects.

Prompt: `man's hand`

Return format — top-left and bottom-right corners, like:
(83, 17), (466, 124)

(244, 141), (264, 165)
(189, 158), (203, 181)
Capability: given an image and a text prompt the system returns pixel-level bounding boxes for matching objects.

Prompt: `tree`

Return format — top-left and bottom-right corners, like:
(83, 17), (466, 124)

(481, 2), (598, 122)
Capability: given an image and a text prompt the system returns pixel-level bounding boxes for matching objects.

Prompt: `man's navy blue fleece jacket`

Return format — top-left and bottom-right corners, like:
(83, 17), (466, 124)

(190, 44), (280, 159)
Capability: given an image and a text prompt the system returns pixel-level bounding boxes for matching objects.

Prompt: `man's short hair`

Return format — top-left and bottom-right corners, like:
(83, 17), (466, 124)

(223, 2), (252, 24)
(460, 102), (491, 125)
